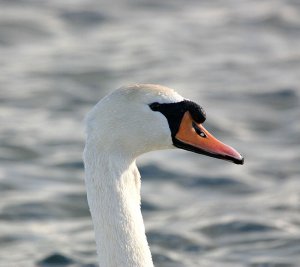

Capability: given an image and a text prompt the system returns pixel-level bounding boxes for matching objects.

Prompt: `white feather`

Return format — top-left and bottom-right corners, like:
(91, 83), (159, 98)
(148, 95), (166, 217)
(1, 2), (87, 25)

(83, 84), (184, 267)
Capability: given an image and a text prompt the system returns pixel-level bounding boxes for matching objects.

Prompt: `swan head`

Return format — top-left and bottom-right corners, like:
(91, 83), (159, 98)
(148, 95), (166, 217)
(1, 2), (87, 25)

(85, 84), (244, 164)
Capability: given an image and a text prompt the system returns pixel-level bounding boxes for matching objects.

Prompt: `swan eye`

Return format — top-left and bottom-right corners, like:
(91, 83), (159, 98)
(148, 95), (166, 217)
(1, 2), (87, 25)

(149, 102), (160, 111)
(192, 122), (207, 138)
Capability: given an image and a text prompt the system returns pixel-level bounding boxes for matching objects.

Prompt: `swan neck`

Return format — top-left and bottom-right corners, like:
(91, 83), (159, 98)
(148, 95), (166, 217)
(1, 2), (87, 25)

(84, 151), (154, 267)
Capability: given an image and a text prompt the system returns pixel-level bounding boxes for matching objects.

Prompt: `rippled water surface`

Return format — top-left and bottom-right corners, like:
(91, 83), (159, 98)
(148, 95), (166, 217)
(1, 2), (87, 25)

(1, 0), (300, 266)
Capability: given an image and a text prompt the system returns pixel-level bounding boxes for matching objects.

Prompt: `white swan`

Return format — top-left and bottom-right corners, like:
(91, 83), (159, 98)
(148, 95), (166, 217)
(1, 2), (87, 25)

(83, 84), (244, 267)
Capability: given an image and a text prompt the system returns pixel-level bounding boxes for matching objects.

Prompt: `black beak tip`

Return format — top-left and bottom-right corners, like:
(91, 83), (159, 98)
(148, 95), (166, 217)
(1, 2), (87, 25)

(233, 156), (244, 165)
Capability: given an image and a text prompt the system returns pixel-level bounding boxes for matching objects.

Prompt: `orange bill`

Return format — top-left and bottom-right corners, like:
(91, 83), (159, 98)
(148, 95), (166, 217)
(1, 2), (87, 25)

(174, 111), (244, 164)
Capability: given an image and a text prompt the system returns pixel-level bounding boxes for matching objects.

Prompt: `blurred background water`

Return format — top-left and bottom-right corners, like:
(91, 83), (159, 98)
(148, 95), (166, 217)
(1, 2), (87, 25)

(1, 0), (300, 266)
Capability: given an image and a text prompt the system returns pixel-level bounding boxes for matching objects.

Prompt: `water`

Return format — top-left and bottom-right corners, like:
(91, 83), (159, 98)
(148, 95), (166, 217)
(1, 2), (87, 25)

(0, 0), (300, 266)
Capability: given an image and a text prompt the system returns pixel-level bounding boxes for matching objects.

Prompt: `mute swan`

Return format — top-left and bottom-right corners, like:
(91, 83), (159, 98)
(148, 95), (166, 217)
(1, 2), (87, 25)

(83, 84), (244, 267)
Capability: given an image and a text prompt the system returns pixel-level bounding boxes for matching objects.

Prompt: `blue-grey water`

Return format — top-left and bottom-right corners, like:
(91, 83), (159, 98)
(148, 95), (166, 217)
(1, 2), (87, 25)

(1, 0), (300, 266)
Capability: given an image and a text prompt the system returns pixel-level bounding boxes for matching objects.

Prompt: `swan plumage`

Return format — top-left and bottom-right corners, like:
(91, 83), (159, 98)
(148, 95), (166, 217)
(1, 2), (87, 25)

(83, 84), (243, 267)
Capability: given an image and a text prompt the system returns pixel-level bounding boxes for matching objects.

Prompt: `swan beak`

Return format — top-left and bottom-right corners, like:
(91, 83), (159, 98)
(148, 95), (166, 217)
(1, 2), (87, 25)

(174, 112), (244, 165)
